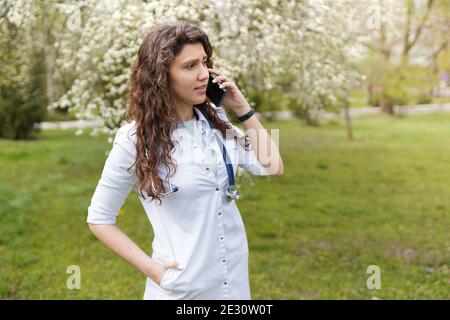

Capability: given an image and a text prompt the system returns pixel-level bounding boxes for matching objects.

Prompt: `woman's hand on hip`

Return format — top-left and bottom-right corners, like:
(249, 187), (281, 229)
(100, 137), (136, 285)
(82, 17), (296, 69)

(154, 261), (182, 286)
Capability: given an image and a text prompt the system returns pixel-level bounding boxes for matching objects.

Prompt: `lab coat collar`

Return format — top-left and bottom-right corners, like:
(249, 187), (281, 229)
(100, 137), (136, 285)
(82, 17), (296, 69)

(193, 106), (210, 131)
(173, 105), (227, 143)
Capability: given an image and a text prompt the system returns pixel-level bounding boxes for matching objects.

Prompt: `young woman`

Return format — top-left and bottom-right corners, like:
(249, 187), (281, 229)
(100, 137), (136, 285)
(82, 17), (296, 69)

(87, 21), (283, 300)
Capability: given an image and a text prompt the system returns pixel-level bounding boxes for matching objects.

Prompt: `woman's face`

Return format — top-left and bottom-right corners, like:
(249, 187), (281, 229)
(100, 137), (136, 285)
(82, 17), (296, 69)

(169, 42), (210, 110)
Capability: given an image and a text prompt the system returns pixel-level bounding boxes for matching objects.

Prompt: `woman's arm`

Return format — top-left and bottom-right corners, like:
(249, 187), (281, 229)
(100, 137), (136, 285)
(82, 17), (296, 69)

(88, 224), (179, 285)
(87, 126), (181, 286)
(207, 67), (284, 176)
(235, 103), (284, 176)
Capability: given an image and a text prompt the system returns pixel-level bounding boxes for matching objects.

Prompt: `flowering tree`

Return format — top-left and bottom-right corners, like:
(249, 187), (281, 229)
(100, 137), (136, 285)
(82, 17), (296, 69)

(0, 0), (50, 139)
(343, 0), (449, 113)
(45, 0), (360, 135)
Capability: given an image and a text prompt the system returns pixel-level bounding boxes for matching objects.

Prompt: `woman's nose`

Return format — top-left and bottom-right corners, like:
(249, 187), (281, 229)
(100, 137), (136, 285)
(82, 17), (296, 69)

(200, 65), (209, 79)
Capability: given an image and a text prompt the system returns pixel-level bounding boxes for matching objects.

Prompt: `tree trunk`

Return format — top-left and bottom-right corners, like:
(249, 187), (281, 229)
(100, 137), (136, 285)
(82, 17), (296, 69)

(343, 104), (353, 141)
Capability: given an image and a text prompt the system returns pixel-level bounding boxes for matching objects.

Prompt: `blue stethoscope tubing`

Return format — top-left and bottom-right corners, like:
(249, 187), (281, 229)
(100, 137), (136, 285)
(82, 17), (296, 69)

(162, 109), (237, 199)
(204, 119), (235, 187)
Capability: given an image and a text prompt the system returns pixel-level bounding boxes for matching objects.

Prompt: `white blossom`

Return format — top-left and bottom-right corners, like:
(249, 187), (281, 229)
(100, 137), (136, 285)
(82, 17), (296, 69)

(0, 0), (362, 138)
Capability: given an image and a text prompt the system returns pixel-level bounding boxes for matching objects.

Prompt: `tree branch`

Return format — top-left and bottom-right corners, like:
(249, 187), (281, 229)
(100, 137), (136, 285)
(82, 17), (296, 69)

(404, 0), (434, 54)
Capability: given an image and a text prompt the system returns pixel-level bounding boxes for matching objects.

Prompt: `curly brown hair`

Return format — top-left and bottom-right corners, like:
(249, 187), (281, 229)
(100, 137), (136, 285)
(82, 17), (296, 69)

(124, 21), (232, 204)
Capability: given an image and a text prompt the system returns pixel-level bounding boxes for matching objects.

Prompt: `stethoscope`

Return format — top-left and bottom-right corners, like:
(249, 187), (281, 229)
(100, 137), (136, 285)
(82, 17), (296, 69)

(160, 178), (179, 197)
(157, 109), (239, 202)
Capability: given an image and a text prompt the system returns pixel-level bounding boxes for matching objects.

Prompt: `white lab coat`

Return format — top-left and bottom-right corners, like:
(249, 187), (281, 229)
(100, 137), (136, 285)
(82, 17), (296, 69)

(87, 105), (270, 299)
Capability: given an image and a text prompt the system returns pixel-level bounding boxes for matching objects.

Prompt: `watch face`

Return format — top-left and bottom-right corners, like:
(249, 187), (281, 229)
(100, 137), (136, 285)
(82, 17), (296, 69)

(206, 73), (227, 106)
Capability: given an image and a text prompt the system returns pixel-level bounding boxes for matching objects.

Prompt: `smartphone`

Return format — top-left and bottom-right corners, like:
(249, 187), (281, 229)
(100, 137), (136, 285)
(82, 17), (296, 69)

(206, 73), (227, 107)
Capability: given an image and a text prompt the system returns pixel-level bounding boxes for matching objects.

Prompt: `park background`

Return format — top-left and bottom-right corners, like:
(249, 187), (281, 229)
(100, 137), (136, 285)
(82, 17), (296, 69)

(0, 0), (449, 299)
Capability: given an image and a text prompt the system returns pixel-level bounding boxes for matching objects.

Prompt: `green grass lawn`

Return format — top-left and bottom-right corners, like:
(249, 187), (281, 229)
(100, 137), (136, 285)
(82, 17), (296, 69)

(0, 113), (449, 299)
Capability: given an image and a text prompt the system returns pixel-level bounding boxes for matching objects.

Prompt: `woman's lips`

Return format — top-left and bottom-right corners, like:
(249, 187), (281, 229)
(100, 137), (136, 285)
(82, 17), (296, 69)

(195, 85), (207, 94)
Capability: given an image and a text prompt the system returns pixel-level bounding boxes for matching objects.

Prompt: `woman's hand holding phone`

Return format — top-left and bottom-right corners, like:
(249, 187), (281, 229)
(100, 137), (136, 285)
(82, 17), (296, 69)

(207, 68), (252, 117)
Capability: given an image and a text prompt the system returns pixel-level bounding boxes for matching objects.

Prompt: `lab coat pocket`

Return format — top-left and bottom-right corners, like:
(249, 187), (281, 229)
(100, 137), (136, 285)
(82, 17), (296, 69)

(160, 265), (184, 291)
(153, 251), (183, 291)
(159, 268), (176, 291)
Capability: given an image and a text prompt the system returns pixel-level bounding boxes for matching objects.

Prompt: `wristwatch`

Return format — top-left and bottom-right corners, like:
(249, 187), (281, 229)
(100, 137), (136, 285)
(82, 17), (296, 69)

(237, 108), (256, 123)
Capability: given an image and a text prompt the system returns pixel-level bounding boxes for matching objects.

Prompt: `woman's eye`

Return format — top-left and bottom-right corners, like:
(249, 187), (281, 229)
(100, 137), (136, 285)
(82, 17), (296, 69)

(187, 61), (207, 69)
